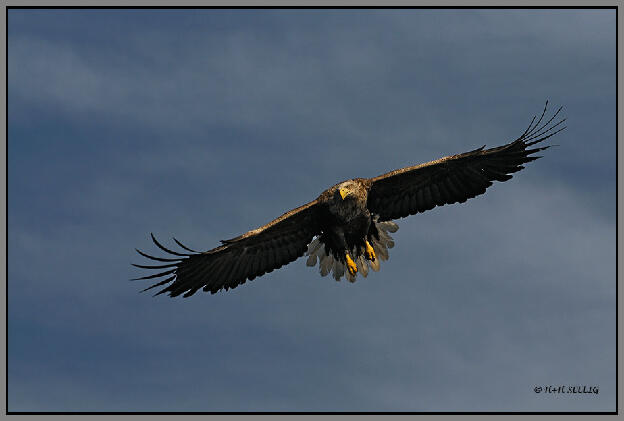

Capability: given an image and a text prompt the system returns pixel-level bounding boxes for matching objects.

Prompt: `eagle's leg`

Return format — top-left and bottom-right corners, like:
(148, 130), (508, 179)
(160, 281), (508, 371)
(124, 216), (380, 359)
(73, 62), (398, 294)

(364, 240), (376, 262)
(345, 252), (358, 276)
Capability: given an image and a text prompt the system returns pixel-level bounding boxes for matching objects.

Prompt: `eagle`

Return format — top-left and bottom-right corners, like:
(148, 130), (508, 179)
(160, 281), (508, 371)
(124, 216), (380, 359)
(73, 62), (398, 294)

(133, 102), (565, 297)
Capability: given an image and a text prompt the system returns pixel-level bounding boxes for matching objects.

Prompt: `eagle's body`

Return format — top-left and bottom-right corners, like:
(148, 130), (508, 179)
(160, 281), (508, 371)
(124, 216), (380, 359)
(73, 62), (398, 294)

(319, 180), (371, 256)
(133, 103), (565, 297)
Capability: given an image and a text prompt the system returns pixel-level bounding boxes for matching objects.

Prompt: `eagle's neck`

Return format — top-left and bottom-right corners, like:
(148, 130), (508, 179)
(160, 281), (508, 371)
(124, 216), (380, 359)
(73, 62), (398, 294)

(329, 194), (369, 224)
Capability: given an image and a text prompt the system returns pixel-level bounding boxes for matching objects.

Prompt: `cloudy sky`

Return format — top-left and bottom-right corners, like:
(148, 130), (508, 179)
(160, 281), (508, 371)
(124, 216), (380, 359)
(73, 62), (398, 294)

(8, 9), (615, 412)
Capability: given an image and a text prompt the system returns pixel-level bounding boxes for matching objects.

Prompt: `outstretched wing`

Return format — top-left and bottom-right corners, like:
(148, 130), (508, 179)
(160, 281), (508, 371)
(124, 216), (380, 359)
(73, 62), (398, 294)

(367, 102), (566, 221)
(132, 200), (322, 297)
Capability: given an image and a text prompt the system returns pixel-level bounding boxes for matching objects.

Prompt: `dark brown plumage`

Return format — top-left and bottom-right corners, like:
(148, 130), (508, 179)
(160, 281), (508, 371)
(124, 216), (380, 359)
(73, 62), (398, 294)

(133, 102), (565, 297)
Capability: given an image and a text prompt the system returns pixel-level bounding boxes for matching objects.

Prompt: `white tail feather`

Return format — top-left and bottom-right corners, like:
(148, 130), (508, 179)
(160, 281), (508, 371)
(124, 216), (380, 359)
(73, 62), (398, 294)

(304, 217), (399, 281)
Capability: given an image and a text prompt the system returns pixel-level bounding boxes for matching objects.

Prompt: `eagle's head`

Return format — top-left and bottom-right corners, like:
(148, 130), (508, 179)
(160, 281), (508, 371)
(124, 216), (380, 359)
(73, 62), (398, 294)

(333, 180), (364, 201)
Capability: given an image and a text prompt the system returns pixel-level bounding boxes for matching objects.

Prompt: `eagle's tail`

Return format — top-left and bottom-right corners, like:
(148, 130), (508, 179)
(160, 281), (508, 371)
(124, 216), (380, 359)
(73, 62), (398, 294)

(305, 216), (399, 283)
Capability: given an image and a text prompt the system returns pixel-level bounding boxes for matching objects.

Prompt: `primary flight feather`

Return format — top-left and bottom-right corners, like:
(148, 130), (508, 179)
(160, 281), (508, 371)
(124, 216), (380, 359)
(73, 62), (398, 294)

(133, 102), (565, 297)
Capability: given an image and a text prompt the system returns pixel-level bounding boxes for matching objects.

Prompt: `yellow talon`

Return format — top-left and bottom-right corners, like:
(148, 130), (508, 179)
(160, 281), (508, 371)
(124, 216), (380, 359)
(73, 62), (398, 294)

(365, 240), (376, 262)
(345, 253), (358, 275)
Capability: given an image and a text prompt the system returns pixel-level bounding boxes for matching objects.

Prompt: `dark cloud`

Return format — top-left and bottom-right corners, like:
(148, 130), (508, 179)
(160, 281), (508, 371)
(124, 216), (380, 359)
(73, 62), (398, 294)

(8, 9), (615, 411)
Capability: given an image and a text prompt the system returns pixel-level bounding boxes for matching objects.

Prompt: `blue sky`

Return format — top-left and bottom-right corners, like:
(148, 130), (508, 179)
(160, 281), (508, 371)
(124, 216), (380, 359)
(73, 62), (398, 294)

(8, 9), (615, 412)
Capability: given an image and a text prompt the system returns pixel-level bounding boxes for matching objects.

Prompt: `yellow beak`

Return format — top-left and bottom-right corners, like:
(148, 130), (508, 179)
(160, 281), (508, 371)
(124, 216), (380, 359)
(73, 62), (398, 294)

(339, 188), (349, 200)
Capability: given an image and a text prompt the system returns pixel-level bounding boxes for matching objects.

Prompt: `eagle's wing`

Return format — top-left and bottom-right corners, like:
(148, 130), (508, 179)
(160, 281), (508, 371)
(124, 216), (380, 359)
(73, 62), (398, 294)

(367, 103), (565, 221)
(132, 199), (322, 297)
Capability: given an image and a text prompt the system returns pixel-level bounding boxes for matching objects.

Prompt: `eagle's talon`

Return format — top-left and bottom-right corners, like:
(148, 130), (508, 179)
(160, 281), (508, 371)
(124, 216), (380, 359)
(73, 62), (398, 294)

(345, 254), (358, 276)
(365, 241), (376, 262)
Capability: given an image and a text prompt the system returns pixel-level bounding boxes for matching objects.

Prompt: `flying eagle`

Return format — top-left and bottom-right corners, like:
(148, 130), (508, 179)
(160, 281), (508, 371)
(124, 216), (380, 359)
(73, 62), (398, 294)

(133, 103), (565, 297)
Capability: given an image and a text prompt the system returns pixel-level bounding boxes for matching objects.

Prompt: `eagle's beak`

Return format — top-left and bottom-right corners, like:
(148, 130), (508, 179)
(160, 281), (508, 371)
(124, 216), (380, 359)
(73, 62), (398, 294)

(339, 188), (349, 200)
